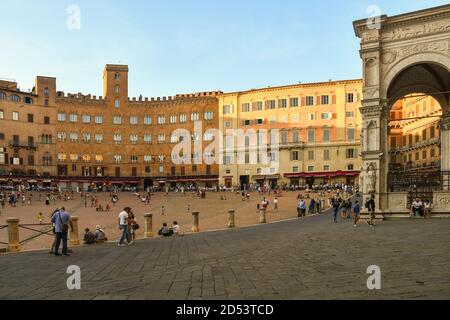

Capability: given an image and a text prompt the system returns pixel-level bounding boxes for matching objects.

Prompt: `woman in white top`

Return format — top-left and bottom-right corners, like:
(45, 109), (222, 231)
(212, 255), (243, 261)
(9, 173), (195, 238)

(173, 221), (183, 236)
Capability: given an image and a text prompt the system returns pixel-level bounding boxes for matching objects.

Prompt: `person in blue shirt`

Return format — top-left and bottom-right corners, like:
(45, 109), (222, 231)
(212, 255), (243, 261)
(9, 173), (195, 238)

(297, 200), (306, 217)
(51, 206), (73, 256)
(352, 201), (361, 227)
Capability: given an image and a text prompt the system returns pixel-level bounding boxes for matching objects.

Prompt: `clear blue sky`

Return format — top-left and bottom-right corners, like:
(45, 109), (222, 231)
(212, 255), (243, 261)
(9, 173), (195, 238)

(0, 0), (448, 97)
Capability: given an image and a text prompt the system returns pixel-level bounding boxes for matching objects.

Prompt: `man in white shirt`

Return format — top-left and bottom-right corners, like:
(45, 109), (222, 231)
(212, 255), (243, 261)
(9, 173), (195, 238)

(118, 207), (133, 246)
(411, 198), (423, 217)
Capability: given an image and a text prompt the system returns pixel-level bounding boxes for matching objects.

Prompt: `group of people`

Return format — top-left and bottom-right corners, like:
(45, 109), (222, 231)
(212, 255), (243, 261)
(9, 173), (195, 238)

(330, 195), (375, 227)
(296, 197), (322, 217)
(83, 226), (108, 244)
(117, 207), (139, 247)
(411, 198), (432, 218)
(158, 222), (183, 237)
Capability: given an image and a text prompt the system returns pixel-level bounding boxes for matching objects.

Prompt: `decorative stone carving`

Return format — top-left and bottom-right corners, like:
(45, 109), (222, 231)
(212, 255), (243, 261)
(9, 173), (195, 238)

(365, 163), (377, 194)
(362, 87), (380, 99)
(364, 58), (379, 87)
(360, 105), (384, 118)
(381, 40), (450, 71)
(440, 116), (450, 131)
(361, 29), (380, 43)
(359, 171), (365, 193)
(381, 18), (450, 41)
(438, 196), (450, 205)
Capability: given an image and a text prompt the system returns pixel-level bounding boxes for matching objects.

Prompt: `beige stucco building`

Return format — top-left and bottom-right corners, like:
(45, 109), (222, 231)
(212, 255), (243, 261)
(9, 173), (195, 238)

(217, 79), (363, 188)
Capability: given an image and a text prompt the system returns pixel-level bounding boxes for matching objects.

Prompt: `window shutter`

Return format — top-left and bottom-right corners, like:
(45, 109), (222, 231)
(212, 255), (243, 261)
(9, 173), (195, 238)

(332, 95), (336, 104)
(4, 153), (8, 164)
(20, 158), (23, 165)
(301, 97), (305, 106)
(316, 96), (320, 105)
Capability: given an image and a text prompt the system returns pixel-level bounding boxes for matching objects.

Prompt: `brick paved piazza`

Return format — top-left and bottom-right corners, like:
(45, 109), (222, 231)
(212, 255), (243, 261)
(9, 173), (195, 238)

(0, 208), (449, 300)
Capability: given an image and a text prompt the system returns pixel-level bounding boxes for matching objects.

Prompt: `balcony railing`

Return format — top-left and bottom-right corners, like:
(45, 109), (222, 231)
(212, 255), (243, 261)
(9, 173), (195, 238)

(389, 137), (440, 154)
(9, 141), (37, 149)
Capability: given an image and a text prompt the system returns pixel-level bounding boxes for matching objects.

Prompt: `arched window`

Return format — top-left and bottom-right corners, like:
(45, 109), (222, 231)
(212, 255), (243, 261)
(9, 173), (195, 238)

(11, 95), (20, 102)
(44, 88), (49, 97)
(115, 85), (120, 94)
(0, 92), (6, 100)
(114, 73), (120, 81)
(115, 99), (121, 108)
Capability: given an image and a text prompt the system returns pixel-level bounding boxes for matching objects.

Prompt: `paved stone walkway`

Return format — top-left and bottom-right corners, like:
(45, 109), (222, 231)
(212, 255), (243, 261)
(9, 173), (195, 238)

(0, 212), (449, 300)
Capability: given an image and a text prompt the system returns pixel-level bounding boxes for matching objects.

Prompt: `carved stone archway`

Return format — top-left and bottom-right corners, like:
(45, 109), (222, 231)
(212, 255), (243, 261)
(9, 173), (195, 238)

(354, 5), (450, 214)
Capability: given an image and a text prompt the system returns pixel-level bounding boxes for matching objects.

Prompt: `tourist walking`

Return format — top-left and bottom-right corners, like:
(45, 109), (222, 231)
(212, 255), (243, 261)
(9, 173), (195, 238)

(352, 201), (361, 227)
(118, 207), (133, 247)
(309, 198), (316, 214)
(316, 198), (322, 214)
(274, 197), (278, 210)
(51, 206), (72, 256)
(332, 199), (340, 223)
(366, 195), (376, 227)
(297, 199), (306, 217)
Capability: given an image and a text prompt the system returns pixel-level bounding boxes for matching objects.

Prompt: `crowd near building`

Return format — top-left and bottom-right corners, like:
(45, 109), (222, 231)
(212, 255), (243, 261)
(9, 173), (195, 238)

(0, 64), (439, 192)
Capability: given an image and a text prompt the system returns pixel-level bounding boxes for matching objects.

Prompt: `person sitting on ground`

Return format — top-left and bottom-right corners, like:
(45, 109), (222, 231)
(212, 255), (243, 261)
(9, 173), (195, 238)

(173, 221), (183, 236)
(158, 223), (173, 237)
(84, 228), (96, 245)
(411, 198), (423, 217)
(95, 225), (107, 243)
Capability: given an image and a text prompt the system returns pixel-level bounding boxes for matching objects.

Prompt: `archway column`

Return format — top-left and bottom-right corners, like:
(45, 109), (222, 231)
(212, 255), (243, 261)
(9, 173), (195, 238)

(440, 116), (450, 191)
(360, 101), (390, 213)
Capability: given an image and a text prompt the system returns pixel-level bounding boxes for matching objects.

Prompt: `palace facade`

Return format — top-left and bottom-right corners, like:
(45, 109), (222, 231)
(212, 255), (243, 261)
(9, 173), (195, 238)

(217, 80), (363, 188)
(0, 64), (364, 191)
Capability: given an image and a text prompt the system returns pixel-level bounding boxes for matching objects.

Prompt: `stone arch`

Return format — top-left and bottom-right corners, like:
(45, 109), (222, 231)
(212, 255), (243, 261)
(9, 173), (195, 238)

(382, 52), (450, 103)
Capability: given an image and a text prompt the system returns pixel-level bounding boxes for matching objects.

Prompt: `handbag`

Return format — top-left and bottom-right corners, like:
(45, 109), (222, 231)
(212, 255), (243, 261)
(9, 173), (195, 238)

(132, 223), (140, 230)
(59, 212), (69, 232)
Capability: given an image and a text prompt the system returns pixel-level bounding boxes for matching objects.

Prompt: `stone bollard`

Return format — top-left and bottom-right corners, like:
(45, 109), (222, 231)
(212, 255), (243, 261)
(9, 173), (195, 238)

(259, 208), (266, 224)
(7, 218), (21, 252)
(192, 212), (200, 233)
(228, 209), (235, 228)
(144, 213), (154, 238)
(70, 216), (80, 246)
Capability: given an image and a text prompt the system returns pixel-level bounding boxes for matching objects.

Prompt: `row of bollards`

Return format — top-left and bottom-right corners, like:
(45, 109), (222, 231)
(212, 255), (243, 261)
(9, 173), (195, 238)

(142, 208), (267, 239)
(3, 209), (266, 252)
